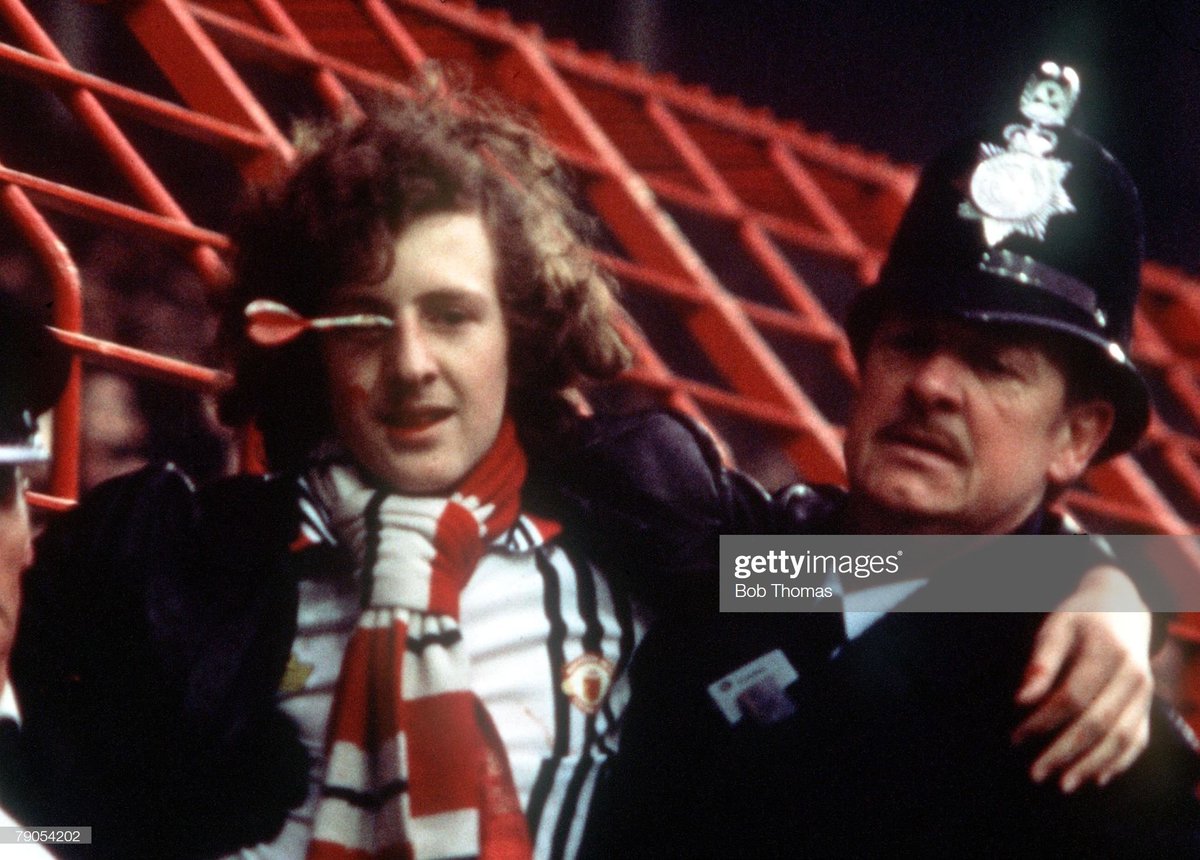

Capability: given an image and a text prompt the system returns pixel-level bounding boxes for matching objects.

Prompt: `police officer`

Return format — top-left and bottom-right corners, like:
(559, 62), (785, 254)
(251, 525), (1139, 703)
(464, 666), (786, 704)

(0, 291), (67, 851)
(768, 58), (1195, 854)
(0, 292), (67, 687)
(570, 61), (1199, 856)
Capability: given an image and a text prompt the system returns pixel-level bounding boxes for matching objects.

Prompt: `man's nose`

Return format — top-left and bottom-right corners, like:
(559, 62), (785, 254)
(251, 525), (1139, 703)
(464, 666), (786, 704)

(386, 317), (438, 384)
(906, 350), (965, 409)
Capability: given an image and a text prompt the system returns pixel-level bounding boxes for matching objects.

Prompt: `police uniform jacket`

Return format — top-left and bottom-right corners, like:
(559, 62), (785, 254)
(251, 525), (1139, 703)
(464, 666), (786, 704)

(563, 411), (1200, 858)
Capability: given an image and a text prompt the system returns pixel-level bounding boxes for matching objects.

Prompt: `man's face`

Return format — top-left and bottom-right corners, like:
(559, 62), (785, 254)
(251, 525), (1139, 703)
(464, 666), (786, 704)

(321, 211), (509, 495)
(844, 314), (1107, 534)
(0, 466), (32, 675)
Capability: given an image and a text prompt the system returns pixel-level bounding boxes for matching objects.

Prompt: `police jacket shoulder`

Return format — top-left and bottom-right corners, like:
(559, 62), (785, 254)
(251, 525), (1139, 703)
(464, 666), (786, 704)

(10, 463), (308, 859)
(544, 410), (777, 611)
(558, 409), (750, 519)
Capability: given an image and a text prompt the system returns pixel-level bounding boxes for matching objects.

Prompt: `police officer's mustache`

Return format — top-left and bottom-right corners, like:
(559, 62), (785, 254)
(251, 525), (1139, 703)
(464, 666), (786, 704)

(878, 417), (969, 464)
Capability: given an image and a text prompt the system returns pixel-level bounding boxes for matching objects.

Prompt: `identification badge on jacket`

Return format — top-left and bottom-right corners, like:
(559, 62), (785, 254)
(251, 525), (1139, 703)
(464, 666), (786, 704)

(708, 649), (799, 726)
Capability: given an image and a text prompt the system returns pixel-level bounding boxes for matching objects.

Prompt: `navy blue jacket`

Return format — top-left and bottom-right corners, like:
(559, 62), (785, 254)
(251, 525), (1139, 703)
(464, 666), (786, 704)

(564, 412), (1200, 857)
(8, 465), (312, 858)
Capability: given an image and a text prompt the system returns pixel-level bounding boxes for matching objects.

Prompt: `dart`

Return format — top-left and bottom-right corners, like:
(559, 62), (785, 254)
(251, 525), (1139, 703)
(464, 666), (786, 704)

(244, 299), (393, 347)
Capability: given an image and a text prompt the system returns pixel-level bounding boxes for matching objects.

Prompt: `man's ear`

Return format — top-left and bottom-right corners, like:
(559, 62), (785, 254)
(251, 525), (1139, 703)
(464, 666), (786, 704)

(1048, 399), (1116, 486)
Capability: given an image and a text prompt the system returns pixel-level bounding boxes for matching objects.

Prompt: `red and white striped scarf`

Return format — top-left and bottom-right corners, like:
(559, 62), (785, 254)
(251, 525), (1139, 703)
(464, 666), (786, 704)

(305, 418), (532, 860)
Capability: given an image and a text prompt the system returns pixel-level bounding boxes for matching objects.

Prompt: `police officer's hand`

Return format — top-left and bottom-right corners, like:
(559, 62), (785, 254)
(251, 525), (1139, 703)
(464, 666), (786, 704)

(1010, 564), (1151, 792)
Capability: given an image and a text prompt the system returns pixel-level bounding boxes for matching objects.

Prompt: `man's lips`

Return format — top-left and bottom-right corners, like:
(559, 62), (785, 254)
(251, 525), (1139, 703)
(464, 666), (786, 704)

(879, 423), (966, 464)
(379, 407), (452, 438)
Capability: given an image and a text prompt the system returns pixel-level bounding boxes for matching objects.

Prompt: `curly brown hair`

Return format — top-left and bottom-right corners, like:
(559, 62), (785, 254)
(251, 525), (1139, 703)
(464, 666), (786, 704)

(219, 71), (630, 471)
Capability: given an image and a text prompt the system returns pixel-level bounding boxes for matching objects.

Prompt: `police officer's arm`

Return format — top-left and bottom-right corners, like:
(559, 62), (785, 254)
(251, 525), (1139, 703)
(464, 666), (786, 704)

(553, 409), (778, 614)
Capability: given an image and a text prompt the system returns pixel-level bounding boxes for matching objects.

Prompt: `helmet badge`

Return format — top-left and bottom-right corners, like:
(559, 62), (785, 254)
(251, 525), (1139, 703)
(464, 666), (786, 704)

(959, 61), (1080, 246)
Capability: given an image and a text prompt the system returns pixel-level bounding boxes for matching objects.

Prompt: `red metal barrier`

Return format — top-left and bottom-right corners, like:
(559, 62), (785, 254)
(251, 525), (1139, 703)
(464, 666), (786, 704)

(2, 1), (1199, 635)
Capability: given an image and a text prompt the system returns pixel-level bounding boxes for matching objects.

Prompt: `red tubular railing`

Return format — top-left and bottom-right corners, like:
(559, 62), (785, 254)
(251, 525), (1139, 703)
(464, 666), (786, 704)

(2, 0), (1200, 662)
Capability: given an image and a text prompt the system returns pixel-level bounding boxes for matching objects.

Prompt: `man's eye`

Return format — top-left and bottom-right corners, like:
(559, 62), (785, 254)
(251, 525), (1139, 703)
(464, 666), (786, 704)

(971, 351), (1021, 378)
(885, 330), (931, 356)
(426, 306), (475, 328)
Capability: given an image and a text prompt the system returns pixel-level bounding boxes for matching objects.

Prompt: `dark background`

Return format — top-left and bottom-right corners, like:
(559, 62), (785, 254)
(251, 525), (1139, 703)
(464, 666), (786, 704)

(481, 0), (1200, 273)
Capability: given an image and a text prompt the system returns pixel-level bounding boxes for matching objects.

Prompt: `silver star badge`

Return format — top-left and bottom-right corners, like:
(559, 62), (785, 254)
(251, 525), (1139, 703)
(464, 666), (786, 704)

(959, 62), (1080, 247)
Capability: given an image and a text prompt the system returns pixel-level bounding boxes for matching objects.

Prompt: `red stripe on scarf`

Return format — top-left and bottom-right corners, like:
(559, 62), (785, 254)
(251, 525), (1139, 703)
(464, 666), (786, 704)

(427, 503), (485, 617)
(403, 694), (484, 814)
(459, 419), (525, 520)
(427, 419), (526, 617)
(320, 628), (383, 750)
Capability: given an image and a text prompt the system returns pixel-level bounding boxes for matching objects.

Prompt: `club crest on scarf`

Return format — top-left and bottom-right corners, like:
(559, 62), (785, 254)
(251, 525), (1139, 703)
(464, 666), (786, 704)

(959, 61), (1079, 246)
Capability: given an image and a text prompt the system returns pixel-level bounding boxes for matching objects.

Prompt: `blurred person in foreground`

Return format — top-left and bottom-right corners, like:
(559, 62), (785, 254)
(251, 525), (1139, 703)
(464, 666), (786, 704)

(1, 68), (1167, 859)
(0, 291), (68, 856)
(574, 61), (1200, 856)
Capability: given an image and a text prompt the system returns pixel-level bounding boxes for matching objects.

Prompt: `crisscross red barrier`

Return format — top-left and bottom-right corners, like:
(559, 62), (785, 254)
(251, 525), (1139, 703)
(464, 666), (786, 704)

(4, 0), (1200, 642)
